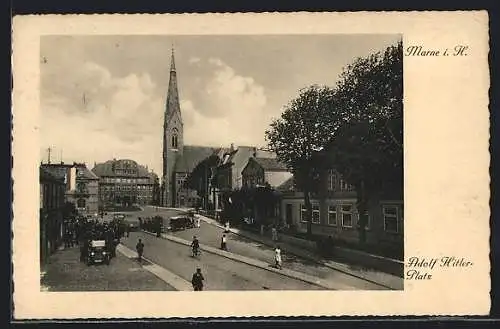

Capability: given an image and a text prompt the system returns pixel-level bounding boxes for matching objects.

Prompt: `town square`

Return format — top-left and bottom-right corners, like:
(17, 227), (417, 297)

(38, 34), (404, 291)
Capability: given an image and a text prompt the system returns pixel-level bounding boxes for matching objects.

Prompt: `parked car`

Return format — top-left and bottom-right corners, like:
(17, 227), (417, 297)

(170, 215), (195, 231)
(86, 240), (111, 265)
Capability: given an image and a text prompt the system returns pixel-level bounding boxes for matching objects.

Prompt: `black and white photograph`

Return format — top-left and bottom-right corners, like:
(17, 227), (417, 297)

(12, 11), (490, 319)
(38, 34), (404, 292)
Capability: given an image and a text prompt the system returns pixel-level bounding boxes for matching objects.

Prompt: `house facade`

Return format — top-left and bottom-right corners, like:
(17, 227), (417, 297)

(278, 169), (404, 250)
(92, 159), (159, 210)
(41, 162), (100, 216)
(39, 167), (66, 264)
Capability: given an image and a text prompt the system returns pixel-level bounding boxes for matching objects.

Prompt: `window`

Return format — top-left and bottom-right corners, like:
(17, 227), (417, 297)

(77, 198), (86, 208)
(328, 170), (335, 191)
(300, 204), (307, 222)
(312, 204), (320, 224)
(383, 205), (399, 233)
(171, 134), (178, 149)
(328, 205), (337, 226)
(339, 179), (354, 192)
(341, 205), (353, 227)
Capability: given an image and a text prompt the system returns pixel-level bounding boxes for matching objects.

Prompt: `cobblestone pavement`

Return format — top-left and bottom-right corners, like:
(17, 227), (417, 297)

(40, 246), (175, 291)
(121, 232), (322, 290)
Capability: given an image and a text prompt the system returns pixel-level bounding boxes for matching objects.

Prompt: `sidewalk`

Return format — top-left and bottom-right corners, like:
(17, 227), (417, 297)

(196, 214), (403, 290)
(40, 246), (176, 291)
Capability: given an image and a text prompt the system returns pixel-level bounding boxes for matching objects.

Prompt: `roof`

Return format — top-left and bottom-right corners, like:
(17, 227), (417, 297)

(253, 157), (288, 171)
(91, 159), (156, 179)
(39, 167), (64, 183)
(78, 166), (99, 180)
(276, 176), (295, 192)
(41, 165), (68, 180)
(174, 146), (218, 173)
(228, 146), (256, 173)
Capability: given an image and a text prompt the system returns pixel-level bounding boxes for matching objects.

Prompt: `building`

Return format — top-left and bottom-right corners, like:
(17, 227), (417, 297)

(41, 162), (99, 216)
(39, 167), (65, 264)
(278, 169), (403, 250)
(91, 159), (159, 210)
(160, 47), (222, 208)
(242, 156), (292, 189)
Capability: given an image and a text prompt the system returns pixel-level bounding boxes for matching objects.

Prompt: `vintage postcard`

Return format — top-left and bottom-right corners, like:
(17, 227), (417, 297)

(11, 12), (490, 319)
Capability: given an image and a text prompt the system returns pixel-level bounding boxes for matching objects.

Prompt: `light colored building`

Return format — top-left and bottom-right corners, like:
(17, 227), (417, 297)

(91, 159), (159, 210)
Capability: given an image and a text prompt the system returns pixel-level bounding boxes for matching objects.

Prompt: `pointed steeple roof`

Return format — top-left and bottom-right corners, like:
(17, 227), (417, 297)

(170, 44), (176, 72)
(165, 45), (181, 123)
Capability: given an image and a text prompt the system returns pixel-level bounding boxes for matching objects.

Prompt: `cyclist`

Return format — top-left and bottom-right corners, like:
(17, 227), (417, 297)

(191, 235), (200, 257)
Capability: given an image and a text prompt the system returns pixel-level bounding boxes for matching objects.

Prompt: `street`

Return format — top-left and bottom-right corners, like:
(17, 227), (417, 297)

(121, 231), (321, 290)
(42, 206), (394, 291)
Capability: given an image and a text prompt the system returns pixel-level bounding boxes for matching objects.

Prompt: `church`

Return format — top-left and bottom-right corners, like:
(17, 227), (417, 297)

(160, 48), (219, 208)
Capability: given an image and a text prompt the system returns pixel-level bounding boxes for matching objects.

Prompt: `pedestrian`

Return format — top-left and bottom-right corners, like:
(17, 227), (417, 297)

(274, 245), (282, 269)
(191, 268), (205, 291)
(224, 221), (230, 233)
(136, 238), (144, 261)
(271, 226), (278, 242)
(220, 234), (228, 251)
(126, 223), (130, 237)
(196, 215), (201, 228)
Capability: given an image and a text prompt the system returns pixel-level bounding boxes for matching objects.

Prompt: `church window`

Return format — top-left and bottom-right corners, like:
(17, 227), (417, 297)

(171, 134), (178, 149)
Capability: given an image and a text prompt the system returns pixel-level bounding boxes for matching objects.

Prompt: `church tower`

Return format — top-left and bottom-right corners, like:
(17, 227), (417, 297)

(161, 46), (184, 207)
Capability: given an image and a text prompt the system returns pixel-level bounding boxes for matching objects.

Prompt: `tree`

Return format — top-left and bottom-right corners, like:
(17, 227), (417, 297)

(265, 85), (337, 236)
(323, 40), (403, 244)
(185, 154), (220, 210)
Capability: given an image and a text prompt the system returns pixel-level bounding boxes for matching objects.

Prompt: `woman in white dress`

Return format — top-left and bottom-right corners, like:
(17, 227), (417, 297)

(274, 246), (282, 269)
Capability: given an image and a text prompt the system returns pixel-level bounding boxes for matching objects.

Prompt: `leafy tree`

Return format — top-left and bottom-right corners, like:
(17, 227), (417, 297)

(323, 40), (403, 244)
(185, 154), (220, 210)
(265, 85), (338, 236)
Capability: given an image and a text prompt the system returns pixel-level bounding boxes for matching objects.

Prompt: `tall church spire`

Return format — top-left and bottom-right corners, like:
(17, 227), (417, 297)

(170, 44), (176, 72)
(165, 45), (181, 121)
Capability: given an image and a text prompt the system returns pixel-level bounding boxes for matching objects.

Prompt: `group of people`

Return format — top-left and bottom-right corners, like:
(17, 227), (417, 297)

(72, 217), (125, 262)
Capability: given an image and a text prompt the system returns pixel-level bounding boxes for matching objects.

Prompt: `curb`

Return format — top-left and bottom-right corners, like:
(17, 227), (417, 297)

(143, 207), (400, 289)
(141, 231), (343, 290)
(116, 244), (192, 291)
(196, 215), (400, 290)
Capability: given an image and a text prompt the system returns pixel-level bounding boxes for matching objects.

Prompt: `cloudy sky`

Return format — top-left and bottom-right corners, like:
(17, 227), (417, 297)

(40, 34), (400, 175)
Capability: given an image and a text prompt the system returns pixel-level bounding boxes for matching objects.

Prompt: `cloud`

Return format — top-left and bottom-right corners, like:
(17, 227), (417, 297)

(188, 57), (201, 64)
(41, 61), (164, 175)
(182, 58), (271, 147)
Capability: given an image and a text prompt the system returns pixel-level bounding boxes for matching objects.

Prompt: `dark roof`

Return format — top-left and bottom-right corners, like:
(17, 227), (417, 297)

(41, 165), (68, 180)
(91, 159), (155, 178)
(174, 146), (218, 173)
(39, 167), (64, 183)
(276, 176), (295, 192)
(254, 157), (288, 171)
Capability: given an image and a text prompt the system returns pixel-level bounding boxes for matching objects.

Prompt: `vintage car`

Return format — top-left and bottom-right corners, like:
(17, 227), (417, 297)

(86, 240), (111, 266)
(169, 215), (195, 231)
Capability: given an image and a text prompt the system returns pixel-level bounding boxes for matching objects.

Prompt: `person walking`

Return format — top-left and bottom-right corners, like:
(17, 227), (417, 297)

(271, 226), (278, 242)
(191, 268), (205, 291)
(220, 234), (228, 251)
(196, 215), (201, 228)
(224, 221), (230, 233)
(274, 245), (282, 269)
(136, 238), (144, 262)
